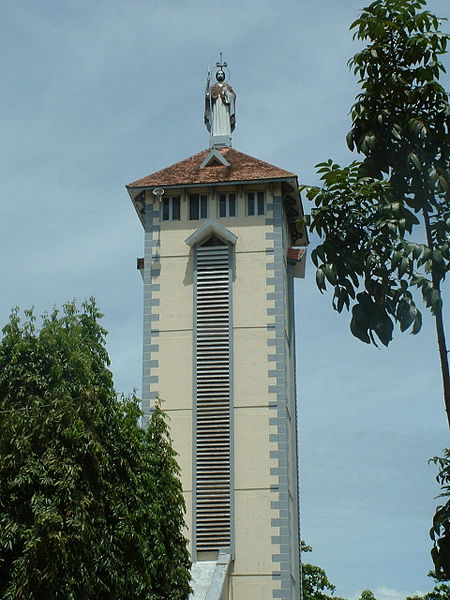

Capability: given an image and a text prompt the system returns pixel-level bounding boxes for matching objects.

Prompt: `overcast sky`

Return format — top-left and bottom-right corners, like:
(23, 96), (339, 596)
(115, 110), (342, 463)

(1, 1), (449, 599)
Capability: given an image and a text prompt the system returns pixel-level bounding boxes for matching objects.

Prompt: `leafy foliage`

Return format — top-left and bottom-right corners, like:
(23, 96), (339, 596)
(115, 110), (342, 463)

(300, 0), (450, 424)
(359, 591), (377, 600)
(305, 161), (426, 346)
(302, 0), (450, 345)
(0, 300), (191, 600)
(430, 450), (450, 581)
(406, 582), (450, 600)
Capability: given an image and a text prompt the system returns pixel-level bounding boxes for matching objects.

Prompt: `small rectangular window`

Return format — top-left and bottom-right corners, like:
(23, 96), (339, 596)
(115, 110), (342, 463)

(219, 193), (237, 218)
(248, 193), (255, 216)
(247, 191), (265, 216)
(162, 199), (170, 221)
(257, 192), (264, 215)
(190, 196), (199, 220)
(162, 196), (180, 221)
(228, 193), (236, 217)
(189, 194), (208, 220)
(172, 197), (180, 220)
(201, 196), (208, 219)
(219, 194), (226, 218)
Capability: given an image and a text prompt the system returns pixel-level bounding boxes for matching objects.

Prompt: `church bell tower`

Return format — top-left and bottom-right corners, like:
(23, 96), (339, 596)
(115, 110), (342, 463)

(127, 57), (307, 600)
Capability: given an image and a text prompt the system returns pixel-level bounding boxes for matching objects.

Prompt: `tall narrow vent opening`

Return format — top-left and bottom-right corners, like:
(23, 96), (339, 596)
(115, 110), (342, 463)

(194, 241), (232, 553)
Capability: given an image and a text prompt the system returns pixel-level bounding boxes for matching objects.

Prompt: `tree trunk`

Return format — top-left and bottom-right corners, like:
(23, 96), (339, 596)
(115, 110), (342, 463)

(423, 209), (450, 430)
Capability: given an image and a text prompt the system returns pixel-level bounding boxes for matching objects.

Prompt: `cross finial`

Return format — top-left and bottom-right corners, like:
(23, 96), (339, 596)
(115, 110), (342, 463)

(216, 52), (227, 70)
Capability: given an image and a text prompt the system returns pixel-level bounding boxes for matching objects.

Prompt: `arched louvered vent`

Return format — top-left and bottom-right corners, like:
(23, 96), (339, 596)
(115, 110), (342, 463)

(194, 240), (232, 553)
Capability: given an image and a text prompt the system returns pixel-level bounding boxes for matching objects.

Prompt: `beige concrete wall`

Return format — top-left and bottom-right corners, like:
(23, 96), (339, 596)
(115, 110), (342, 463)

(143, 182), (296, 599)
(230, 576), (276, 600)
(233, 329), (276, 408)
(234, 407), (277, 490)
(234, 252), (274, 329)
(233, 490), (279, 573)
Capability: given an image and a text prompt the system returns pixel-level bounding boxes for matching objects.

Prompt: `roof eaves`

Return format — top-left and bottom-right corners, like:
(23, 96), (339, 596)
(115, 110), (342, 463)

(127, 175), (298, 191)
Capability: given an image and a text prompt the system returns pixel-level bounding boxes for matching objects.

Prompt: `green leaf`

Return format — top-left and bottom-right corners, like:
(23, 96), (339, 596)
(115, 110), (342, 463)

(413, 244), (423, 260)
(439, 176), (449, 192)
(316, 268), (326, 291)
(391, 250), (403, 268)
(324, 263), (337, 285)
(350, 305), (371, 344)
(346, 130), (355, 151)
(411, 309), (422, 334)
(400, 304), (417, 332)
(372, 307), (394, 347)
(350, 294), (374, 344)
(408, 152), (422, 171)
(399, 257), (410, 277)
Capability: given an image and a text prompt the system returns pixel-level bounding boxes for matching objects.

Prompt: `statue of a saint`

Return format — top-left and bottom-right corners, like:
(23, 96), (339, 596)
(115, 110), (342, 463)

(204, 68), (236, 145)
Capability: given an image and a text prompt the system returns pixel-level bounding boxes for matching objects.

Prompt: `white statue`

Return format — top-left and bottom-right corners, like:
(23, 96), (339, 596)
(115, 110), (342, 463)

(204, 60), (236, 146)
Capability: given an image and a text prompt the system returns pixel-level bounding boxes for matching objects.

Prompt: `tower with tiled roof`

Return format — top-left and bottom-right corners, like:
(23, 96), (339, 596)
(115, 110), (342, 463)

(127, 57), (307, 600)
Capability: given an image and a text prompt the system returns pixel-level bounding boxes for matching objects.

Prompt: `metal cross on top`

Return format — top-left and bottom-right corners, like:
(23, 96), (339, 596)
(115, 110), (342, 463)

(216, 52), (227, 69)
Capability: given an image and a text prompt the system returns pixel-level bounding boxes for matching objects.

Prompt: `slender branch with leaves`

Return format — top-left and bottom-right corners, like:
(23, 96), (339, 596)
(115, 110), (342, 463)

(300, 0), (450, 426)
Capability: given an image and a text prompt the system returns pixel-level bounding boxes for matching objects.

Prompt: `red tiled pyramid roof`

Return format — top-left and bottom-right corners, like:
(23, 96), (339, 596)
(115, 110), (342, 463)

(127, 147), (296, 189)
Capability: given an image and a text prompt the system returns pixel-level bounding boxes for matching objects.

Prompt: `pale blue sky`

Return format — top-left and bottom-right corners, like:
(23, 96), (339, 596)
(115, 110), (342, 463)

(1, 1), (449, 598)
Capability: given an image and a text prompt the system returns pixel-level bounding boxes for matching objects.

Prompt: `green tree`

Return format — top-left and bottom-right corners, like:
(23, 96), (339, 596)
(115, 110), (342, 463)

(359, 591), (377, 600)
(430, 450), (450, 581)
(0, 300), (191, 599)
(406, 583), (450, 600)
(300, 0), (450, 427)
(301, 542), (347, 600)
(406, 577), (450, 600)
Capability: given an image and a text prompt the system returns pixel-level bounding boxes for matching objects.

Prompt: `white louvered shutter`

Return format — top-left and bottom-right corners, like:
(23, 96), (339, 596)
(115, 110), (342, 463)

(194, 242), (232, 552)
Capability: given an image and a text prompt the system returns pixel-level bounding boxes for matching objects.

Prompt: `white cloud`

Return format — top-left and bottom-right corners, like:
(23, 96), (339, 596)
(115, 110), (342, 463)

(349, 587), (426, 600)
(376, 586), (426, 600)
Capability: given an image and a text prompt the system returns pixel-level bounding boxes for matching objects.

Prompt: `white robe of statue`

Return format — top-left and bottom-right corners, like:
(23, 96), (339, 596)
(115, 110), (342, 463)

(211, 85), (233, 136)
(204, 78), (236, 139)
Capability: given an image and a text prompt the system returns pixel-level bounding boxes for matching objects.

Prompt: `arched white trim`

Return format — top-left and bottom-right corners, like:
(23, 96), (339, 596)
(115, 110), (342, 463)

(185, 219), (238, 247)
(200, 148), (231, 169)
